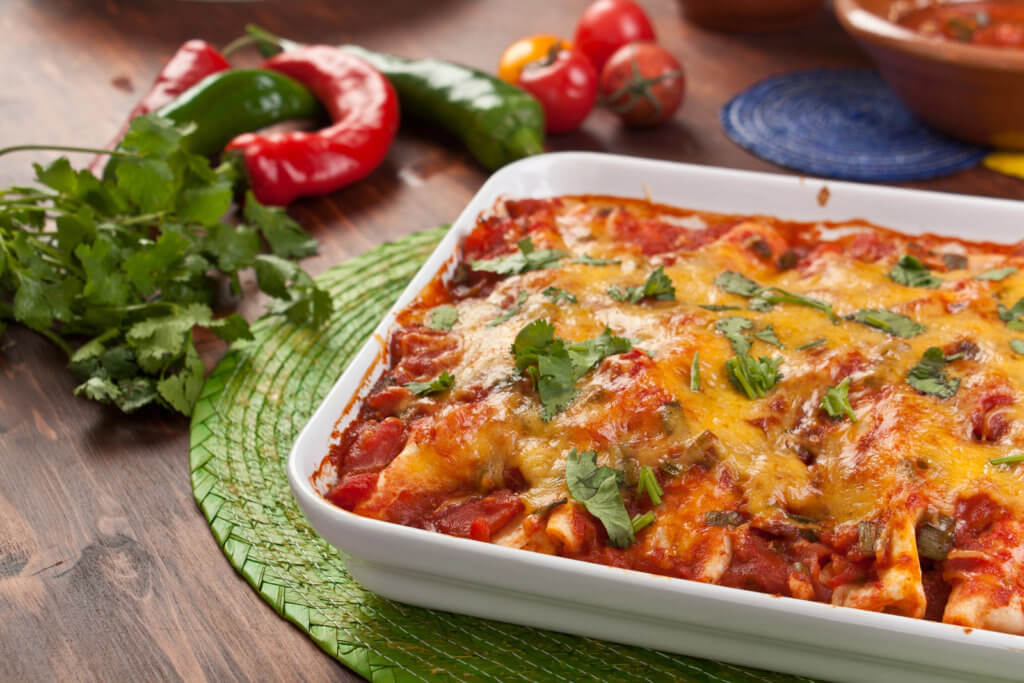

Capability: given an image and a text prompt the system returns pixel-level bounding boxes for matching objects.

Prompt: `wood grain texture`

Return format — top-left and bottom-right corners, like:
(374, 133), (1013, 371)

(0, 0), (1021, 681)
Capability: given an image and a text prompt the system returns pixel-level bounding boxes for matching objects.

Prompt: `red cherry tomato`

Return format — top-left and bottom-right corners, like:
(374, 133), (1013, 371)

(599, 42), (685, 127)
(574, 0), (657, 73)
(517, 48), (598, 134)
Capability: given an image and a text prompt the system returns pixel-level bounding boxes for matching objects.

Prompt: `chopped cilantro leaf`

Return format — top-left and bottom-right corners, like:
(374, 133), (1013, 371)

(890, 255), (941, 288)
(715, 271), (762, 297)
(716, 316), (754, 355)
(755, 288), (838, 323)
(850, 309), (926, 338)
(511, 320), (632, 420)
(487, 289), (528, 327)
(821, 377), (857, 422)
(470, 237), (565, 276)
(699, 304), (742, 311)
(608, 265), (675, 304)
(572, 255), (620, 266)
(753, 324), (784, 349)
(998, 296), (1024, 329)
(427, 305), (458, 331)
(404, 370), (455, 396)
(725, 354), (782, 399)
(717, 317), (782, 353)
(975, 266), (1017, 281)
(1010, 339), (1024, 355)
(542, 286), (577, 304)
(566, 328), (633, 378)
(907, 347), (960, 399)
(565, 448), (634, 548)
(714, 271), (836, 322)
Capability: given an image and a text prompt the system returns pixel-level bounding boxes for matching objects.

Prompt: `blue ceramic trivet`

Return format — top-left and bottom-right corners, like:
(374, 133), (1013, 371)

(721, 69), (988, 182)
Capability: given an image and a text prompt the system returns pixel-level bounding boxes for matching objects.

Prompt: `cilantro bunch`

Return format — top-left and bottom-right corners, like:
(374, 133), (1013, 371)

(0, 115), (331, 415)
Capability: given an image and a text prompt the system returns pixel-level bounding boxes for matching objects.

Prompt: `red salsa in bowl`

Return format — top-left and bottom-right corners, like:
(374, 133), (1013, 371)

(898, 2), (1024, 48)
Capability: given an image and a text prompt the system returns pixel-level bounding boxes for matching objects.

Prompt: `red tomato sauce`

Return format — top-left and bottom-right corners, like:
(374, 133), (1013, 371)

(898, 2), (1024, 49)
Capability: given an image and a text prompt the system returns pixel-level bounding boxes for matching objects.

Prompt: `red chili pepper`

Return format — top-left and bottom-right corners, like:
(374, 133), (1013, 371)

(93, 40), (230, 171)
(128, 40), (231, 120)
(225, 46), (399, 206)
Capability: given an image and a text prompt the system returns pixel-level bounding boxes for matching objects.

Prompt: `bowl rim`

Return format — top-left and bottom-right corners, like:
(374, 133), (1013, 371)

(835, 0), (1024, 71)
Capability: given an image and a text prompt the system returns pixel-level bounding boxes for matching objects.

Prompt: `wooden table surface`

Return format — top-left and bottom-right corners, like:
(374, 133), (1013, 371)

(1, 0), (1022, 680)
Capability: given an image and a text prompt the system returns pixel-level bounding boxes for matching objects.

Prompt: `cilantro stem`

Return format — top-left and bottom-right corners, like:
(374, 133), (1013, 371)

(0, 200), (54, 209)
(30, 324), (73, 357)
(0, 188), (56, 198)
(0, 144), (140, 159)
(119, 212), (167, 226)
(32, 240), (85, 278)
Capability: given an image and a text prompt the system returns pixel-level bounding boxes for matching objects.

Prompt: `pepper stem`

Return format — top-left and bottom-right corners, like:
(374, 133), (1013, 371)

(244, 24), (302, 57)
(221, 34), (259, 58)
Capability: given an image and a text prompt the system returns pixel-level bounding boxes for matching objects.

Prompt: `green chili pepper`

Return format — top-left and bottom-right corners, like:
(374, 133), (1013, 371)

(157, 69), (325, 156)
(105, 69), (324, 180)
(244, 25), (546, 171)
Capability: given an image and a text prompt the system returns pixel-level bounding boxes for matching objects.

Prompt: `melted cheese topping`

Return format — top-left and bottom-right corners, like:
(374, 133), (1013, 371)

(328, 196), (1024, 633)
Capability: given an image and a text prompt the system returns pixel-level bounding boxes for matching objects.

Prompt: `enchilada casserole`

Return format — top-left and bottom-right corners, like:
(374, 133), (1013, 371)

(317, 195), (1024, 634)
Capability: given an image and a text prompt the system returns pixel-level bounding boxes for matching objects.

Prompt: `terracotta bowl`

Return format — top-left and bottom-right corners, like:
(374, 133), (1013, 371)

(836, 0), (1024, 150)
(679, 0), (825, 32)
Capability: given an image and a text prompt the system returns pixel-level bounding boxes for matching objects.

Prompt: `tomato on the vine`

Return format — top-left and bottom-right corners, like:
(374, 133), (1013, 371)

(518, 47), (598, 134)
(498, 34), (572, 84)
(599, 42), (685, 127)
(574, 0), (656, 73)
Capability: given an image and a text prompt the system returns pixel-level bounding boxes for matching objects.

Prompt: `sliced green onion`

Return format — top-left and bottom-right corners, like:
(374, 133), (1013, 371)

(690, 352), (700, 392)
(858, 521), (876, 556)
(631, 511), (656, 533)
(916, 516), (955, 561)
(989, 453), (1024, 466)
(705, 510), (744, 527)
(636, 465), (663, 506)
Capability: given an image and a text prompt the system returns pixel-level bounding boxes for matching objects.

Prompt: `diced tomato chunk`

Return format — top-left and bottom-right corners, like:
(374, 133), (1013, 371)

(339, 417), (407, 477)
(611, 212), (684, 255)
(462, 216), (524, 261)
(469, 518), (491, 542)
(846, 230), (896, 263)
(505, 198), (558, 219)
(389, 327), (460, 384)
(955, 494), (1007, 544)
(326, 472), (378, 510)
(366, 385), (413, 417)
(430, 489), (524, 539)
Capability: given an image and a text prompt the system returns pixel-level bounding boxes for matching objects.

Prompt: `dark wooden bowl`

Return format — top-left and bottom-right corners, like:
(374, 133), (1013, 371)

(836, 0), (1024, 150)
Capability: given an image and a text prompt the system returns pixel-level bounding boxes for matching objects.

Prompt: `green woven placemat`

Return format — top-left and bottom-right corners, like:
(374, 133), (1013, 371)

(189, 227), (814, 683)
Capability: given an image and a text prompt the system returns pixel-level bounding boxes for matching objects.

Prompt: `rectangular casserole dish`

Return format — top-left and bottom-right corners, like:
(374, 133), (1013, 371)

(288, 152), (1024, 683)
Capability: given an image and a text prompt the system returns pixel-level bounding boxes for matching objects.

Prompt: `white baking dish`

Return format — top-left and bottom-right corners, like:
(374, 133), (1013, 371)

(288, 152), (1024, 683)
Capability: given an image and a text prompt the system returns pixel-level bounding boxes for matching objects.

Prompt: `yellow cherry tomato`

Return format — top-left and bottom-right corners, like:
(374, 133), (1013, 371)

(497, 34), (572, 84)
